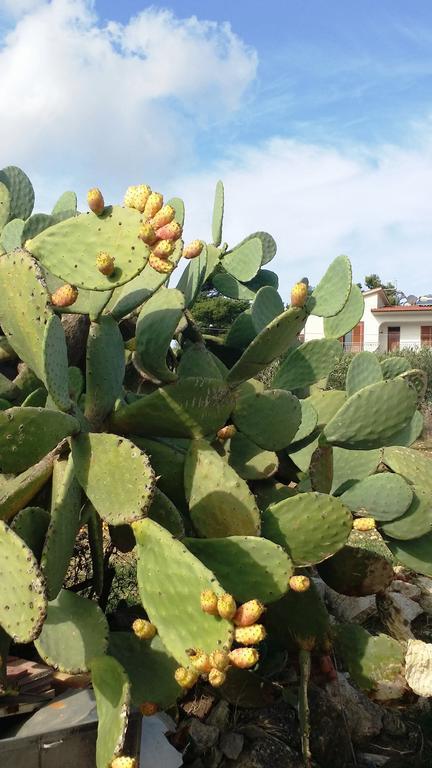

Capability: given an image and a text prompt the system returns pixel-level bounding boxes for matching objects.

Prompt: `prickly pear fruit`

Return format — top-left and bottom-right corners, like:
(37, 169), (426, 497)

(209, 649), (230, 671)
(183, 239), (204, 260)
(174, 666), (199, 689)
(234, 624), (267, 645)
(134, 184), (152, 212)
(229, 648), (259, 669)
(217, 593), (237, 620)
(190, 650), (212, 674)
(150, 204), (175, 230)
(152, 239), (175, 259)
(144, 192), (163, 220)
(124, 185), (138, 208)
(200, 589), (219, 615)
(148, 253), (174, 274)
(51, 284), (78, 308)
(289, 575), (311, 593)
(290, 281), (308, 308)
(87, 187), (105, 215)
(96, 251), (115, 276)
(208, 668), (226, 687)
(132, 618), (157, 640)
(138, 223), (157, 245)
(155, 221), (183, 242)
(140, 702), (159, 717)
(353, 517), (376, 531)
(217, 425), (237, 441)
(233, 599), (265, 627)
(110, 758), (137, 768)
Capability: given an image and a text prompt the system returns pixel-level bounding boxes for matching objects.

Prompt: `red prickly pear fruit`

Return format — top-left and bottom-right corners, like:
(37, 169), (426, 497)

(96, 251), (115, 276)
(233, 599), (265, 627)
(140, 701), (159, 717)
(208, 668), (226, 687)
(87, 187), (105, 215)
(200, 589), (219, 615)
(150, 204), (175, 230)
(155, 221), (182, 242)
(174, 666), (198, 689)
(51, 284), (78, 308)
(217, 425), (236, 441)
(144, 192), (163, 220)
(217, 593), (237, 620)
(132, 618), (157, 640)
(110, 758), (137, 768)
(190, 650), (212, 674)
(290, 282), (308, 308)
(234, 624), (267, 645)
(353, 517), (376, 531)
(209, 649), (230, 671)
(152, 239), (175, 259)
(229, 647), (259, 669)
(183, 239), (204, 259)
(148, 253), (174, 274)
(289, 575), (311, 593)
(139, 223), (157, 245)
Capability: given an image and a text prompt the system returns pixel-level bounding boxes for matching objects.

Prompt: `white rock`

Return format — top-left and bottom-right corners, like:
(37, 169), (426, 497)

(324, 584), (376, 624)
(389, 580), (422, 600)
(387, 591), (423, 622)
(414, 575), (432, 614)
(405, 639), (432, 697)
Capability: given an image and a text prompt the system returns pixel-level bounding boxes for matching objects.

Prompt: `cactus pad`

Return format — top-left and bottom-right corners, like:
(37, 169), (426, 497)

(135, 288), (185, 382)
(228, 431), (278, 479)
(381, 488), (432, 540)
(324, 283), (364, 339)
(148, 488), (184, 537)
(0, 166), (34, 220)
(0, 406), (79, 473)
(306, 255), (351, 317)
(383, 446), (432, 491)
(11, 506), (50, 560)
(233, 389), (301, 451)
(0, 450), (54, 522)
(386, 532), (432, 577)
(381, 357), (411, 379)
(223, 237), (262, 282)
(291, 400), (318, 444)
(339, 473), (413, 521)
(90, 654), (130, 768)
(273, 339), (343, 391)
(305, 389), (346, 429)
(212, 180), (224, 246)
(1, 217), (25, 251)
(251, 286), (284, 334)
(43, 313), (74, 411)
(318, 541), (393, 595)
(52, 191), (77, 216)
(85, 316), (125, 426)
(345, 351), (383, 397)
(334, 624), (405, 698)
(0, 180), (10, 230)
(331, 447), (381, 495)
(131, 436), (187, 512)
(266, 581), (330, 651)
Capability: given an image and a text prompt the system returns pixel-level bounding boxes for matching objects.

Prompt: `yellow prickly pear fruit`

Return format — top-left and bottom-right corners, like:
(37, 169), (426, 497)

(183, 239), (204, 259)
(229, 648), (259, 669)
(290, 281), (308, 308)
(155, 221), (183, 242)
(234, 624), (267, 645)
(200, 589), (219, 615)
(51, 284), (78, 308)
(96, 251), (115, 276)
(217, 425), (236, 441)
(353, 517), (376, 532)
(138, 222), (157, 245)
(208, 668), (226, 687)
(174, 666), (198, 689)
(209, 649), (230, 671)
(148, 253), (174, 274)
(289, 575), (311, 593)
(87, 187), (105, 215)
(132, 618), (157, 640)
(124, 185), (138, 208)
(233, 599), (265, 627)
(190, 650), (212, 674)
(133, 184), (152, 212)
(152, 239), (175, 259)
(144, 192), (163, 219)
(110, 758), (137, 768)
(140, 701), (159, 717)
(217, 593), (237, 620)
(150, 204), (175, 230)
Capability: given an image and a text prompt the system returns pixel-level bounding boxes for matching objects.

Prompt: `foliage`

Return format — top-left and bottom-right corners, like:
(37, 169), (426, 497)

(191, 294), (249, 332)
(363, 273), (399, 305)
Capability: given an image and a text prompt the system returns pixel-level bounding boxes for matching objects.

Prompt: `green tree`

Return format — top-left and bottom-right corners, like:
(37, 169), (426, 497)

(364, 274), (399, 305)
(192, 294), (250, 332)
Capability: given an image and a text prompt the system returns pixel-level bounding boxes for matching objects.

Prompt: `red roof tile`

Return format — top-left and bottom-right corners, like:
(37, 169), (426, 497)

(372, 305), (432, 312)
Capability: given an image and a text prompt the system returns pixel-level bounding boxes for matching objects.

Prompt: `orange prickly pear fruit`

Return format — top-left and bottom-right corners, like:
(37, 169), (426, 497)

(229, 648), (259, 669)
(110, 758), (137, 768)
(87, 187), (105, 215)
(290, 281), (308, 308)
(190, 650), (212, 674)
(133, 184), (152, 212)
(233, 599), (265, 627)
(152, 239), (175, 259)
(51, 284), (78, 308)
(138, 222), (157, 245)
(353, 517), (376, 531)
(200, 589), (219, 615)
(217, 593), (237, 620)
(140, 701), (159, 717)
(124, 185), (138, 208)
(217, 425), (236, 441)
(208, 668), (226, 687)
(209, 649), (230, 671)
(150, 204), (175, 230)
(132, 618), (157, 640)
(148, 253), (174, 274)
(183, 239), (204, 259)
(155, 221), (182, 242)
(289, 575), (311, 593)
(174, 666), (198, 689)
(144, 192), (163, 219)
(234, 624), (267, 645)
(96, 251), (115, 276)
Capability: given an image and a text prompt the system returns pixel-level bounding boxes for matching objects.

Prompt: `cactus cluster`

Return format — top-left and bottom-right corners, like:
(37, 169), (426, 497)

(0, 167), (431, 768)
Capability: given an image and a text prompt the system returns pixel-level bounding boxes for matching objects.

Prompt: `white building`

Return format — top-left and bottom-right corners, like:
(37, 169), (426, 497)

(304, 288), (432, 352)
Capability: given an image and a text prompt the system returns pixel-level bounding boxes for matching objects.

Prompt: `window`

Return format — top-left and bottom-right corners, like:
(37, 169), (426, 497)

(341, 322), (363, 352)
(388, 327), (400, 352)
(421, 326), (432, 347)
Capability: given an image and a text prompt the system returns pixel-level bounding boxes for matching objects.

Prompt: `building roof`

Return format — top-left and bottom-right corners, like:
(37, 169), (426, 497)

(363, 287), (390, 305)
(372, 305), (432, 313)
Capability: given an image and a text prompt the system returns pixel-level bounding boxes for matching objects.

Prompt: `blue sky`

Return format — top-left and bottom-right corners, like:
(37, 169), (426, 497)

(0, 0), (431, 296)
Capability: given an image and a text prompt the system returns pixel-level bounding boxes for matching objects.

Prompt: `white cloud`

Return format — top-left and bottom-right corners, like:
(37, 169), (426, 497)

(0, 0), (45, 17)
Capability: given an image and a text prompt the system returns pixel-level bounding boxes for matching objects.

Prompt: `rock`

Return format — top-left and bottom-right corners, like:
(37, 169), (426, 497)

(405, 639), (432, 696)
(309, 683), (353, 767)
(207, 700), (229, 731)
(414, 575), (432, 614)
(188, 718), (219, 752)
(324, 585), (376, 624)
(229, 738), (302, 768)
(376, 591), (418, 641)
(382, 710), (407, 738)
(389, 580), (422, 600)
(219, 731), (244, 760)
(325, 673), (383, 742)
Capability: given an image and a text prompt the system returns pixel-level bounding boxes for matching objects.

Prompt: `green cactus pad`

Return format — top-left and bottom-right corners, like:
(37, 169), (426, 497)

(42, 268), (112, 319)
(266, 581), (330, 651)
(1, 217), (25, 251)
(90, 654), (130, 768)
(111, 378), (235, 438)
(381, 489), (432, 540)
(399, 368), (427, 403)
(28, 205), (149, 290)
(233, 231), (277, 267)
(0, 450), (55, 522)
(273, 339), (343, 391)
(228, 431), (278, 480)
(108, 632), (181, 708)
(291, 400), (318, 444)
(176, 244), (209, 307)
(317, 543), (393, 596)
(386, 532), (432, 577)
(305, 389), (346, 429)
(323, 284), (364, 339)
(287, 431), (320, 473)
(334, 624), (405, 696)
(331, 447), (381, 495)
(21, 387), (47, 407)
(0, 181), (10, 230)
(225, 309), (256, 349)
(340, 473), (413, 521)
(383, 446), (432, 492)
(227, 306), (308, 384)
(212, 179), (224, 246)
(252, 481), (298, 512)
(0, 520), (47, 642)
(0, 406), (79, 473)
(43, 313), (74, 411)
(72, 432), (155, 525)
(387, 409), (424, 447)
(223, 237), (262, 282)
(85, 316), (125, 426)
(324, 379), (417, 449)
(185, 439), (260, 536)
(85, 503), (104, 595)
(185, 535), (293, 603)
(251, 287), (284, 334)
(131, 436), (187, 512)
(262, 492), (352, 566)
(148, 488), (184, 537)
(10, 506), (50, 560)
(178, 343), (223, 380)
(212, 269), (277, 301)
(0, 166), (34, 220)
(306, 255), (352, 317)
(135, 288), (185, 383)
(232, 388), (301, 451)
(134, 518), (234, 666)
(35, 589), (109, 673)
(345, 351), (383, 397)
(41, 456), (82, 600)
(310, 444), (333, 493)
(22, 213), (54, 243)
(52, 191), (77, 216)
(381, 357), (411, 379)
